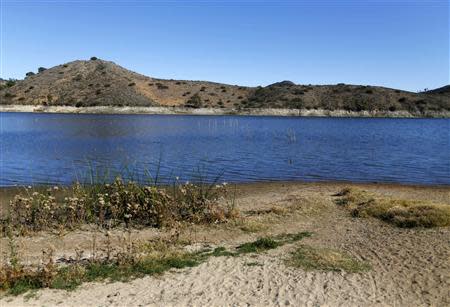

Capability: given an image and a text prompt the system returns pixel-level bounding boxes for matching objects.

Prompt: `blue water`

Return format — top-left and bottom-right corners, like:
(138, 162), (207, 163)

(1, 112), (449, 186)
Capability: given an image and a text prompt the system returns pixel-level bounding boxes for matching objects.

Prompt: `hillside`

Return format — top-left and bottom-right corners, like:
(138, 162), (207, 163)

(1, 58), (449, 115)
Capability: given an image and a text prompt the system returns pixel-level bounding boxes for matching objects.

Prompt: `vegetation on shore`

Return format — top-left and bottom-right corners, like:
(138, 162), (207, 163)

(335, 188), (450, 228)
(1, 177), (237, 235)
(0, 231), (313, 295)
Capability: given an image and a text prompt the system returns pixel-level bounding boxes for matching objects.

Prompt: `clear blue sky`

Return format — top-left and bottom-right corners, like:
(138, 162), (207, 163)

(1, 0), (448, 91)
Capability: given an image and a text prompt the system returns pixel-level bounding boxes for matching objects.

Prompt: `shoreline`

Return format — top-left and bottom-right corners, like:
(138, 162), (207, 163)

(1, 104), (449, 118)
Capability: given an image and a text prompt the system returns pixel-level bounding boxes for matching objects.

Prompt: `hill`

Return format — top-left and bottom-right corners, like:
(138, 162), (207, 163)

(1, 58), (449, 115)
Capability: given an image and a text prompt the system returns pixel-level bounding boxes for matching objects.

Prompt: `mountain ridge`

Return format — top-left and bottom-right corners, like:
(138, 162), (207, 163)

(1, 58), (449, 115)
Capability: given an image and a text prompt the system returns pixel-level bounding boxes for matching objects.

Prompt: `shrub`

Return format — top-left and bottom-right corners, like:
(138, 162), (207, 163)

(25, 72), (35, 77)
(185, 93), (202, 108)
(90, 57), (98, 61)
(38, 67), (47, 73)
(5, 79), (17, 87)
(128, 82), (136, 87)
(388, 106), (396, 112)
(398, 97), (406, 103)
(156, 83), (169, 90)
(75, 101), (84, 108)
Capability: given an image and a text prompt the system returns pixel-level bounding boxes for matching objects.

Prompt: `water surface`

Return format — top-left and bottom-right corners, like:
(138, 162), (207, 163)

(1, 112), (449, 186)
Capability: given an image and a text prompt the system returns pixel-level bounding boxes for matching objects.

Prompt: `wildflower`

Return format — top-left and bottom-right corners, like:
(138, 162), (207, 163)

(53, 186), (59, 191)
(176, 176), (179, 181)
(124, 214), (132, 219)
(222, 182), (228, 186)
(32, 192), (39, 196)
(27, 186), (32, 189)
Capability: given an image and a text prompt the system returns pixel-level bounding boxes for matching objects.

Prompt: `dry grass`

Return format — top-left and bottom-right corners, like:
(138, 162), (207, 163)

(286, 245), (370, 273)
(335, 188), (450, 228)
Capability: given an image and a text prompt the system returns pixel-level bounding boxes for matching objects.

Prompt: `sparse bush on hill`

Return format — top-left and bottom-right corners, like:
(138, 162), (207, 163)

(90, 56), (98, 61)
(38, 67), (47, 73)
(25, 72), (35, 77)
(128, 82), (136, 87)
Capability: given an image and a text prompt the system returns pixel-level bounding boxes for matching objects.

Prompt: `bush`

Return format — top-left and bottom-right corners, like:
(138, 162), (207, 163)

(156, 83), (169, 90)
(5, 79), (17, 87)
(38, 67), (47, 73)
(128, 82), (136, 87)
(398, 97), (406, 103)
(90, 57), (98, 61)
(25, 72), (35, 77)
(185, 93), (202, 108)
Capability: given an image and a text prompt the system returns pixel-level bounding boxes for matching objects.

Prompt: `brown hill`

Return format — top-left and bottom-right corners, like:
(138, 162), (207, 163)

(1, 58), (449, 114)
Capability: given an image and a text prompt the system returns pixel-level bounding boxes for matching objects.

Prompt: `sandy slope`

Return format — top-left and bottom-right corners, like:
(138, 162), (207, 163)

(1, 182), (449, 306)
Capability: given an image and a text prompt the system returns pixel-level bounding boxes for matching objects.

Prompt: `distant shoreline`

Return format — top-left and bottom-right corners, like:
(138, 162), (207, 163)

(1, 104), (449, 118)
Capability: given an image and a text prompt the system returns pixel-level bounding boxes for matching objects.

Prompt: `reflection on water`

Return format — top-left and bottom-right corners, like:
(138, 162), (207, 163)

(1, 112), (449, 186)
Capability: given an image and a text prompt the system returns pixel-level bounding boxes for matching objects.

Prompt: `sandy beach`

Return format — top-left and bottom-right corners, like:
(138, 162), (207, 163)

(0, 181), (449, 306)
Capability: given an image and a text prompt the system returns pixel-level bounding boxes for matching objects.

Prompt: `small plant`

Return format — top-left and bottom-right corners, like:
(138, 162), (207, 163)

(128, 82), (136, 87)
(38, 67), (47, 73)
(90, 56), (98, 61)
(25, 72), (35, 77)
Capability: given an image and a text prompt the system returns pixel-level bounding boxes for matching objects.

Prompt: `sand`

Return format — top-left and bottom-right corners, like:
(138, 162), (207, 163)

(1, 182), (449, 306)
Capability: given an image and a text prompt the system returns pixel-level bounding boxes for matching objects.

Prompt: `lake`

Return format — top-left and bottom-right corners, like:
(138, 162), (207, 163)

(1, 112), (449, 186)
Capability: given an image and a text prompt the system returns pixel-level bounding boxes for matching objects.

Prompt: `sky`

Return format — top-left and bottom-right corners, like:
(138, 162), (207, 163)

(0, 0), (448, 91)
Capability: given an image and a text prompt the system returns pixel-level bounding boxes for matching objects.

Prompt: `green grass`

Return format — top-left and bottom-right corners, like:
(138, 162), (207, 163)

(335, 188), (450, 228)
(286, 245), (371, 273)
(236, 237), (281, 254)
(1, 232), (312, 296)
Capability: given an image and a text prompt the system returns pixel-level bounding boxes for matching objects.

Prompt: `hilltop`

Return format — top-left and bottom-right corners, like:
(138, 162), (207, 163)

(1, 58), (449, 116)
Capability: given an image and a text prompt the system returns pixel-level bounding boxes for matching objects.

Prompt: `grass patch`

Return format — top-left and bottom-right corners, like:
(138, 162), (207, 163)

(287, 245), (371, 273)
(335, 188), (450, 228)
(236, 231), (312, 254)
(1, 250), (205, 296)
(236, 237), (280, 254)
